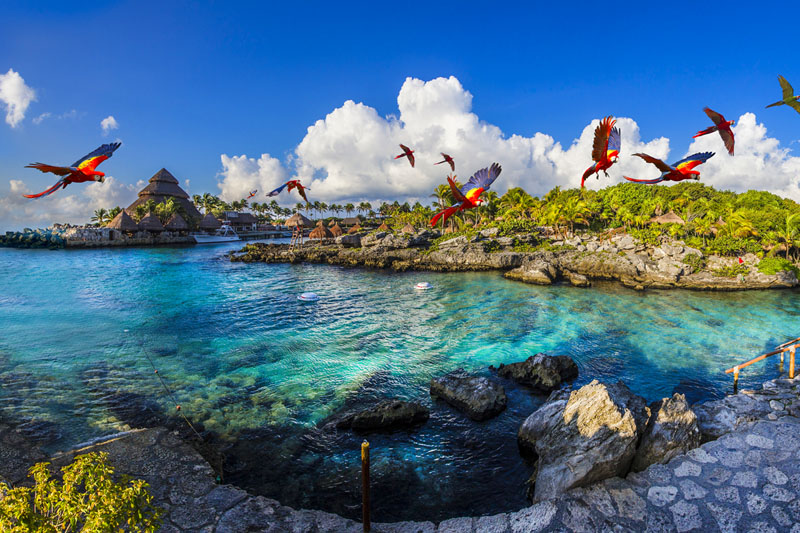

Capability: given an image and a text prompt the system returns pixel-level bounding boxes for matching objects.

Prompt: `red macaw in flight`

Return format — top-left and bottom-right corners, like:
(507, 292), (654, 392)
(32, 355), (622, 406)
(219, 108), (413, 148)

(581, 116), (621, 188)
(23, 142), (121, 199)
(267, 180), (311, 204)
(624, 152), (715, 184)
(434, 153), (455, 171)
(430, 163), (502, 227)
(247, 189), (257, 199)
(395, 144), (415, 167)
(765, 75), (800, 114)
(693, 107), (735, 155)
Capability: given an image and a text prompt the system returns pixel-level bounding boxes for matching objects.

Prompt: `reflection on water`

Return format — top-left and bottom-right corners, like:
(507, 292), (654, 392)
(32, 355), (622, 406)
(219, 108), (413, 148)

(0, 242), (796, 521)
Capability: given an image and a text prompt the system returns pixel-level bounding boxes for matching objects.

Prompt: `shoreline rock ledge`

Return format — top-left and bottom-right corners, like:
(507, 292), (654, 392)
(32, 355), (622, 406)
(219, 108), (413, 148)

(496, 353), (578, 394)
(430, 369), (507, 421)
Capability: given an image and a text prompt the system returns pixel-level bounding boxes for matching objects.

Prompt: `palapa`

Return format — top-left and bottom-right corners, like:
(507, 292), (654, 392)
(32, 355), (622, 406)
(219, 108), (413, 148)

(343, 217), (360, 226)
(285, 213), (313, 228)
(401, 223), (415, 234)
(107, 210), (138, 232)
(126, 168), (201, 221)
(330, 222), (343, 237)
(347, 223), (362, 234)
(377, 221), (390, 232)
(139, 212), (165, 232)
(165, 213), (189, 231)
(199, 213), (222, 230)
(649, 210), (685, 225)
(309, 222), (334, 240)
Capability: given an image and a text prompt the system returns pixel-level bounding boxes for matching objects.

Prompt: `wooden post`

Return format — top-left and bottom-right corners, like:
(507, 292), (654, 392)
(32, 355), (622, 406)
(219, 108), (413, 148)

(780, 350), (785, 373)
(733, 366), (739, 393)
(361, 440), (370, 533)
(790, 346), (796, 380)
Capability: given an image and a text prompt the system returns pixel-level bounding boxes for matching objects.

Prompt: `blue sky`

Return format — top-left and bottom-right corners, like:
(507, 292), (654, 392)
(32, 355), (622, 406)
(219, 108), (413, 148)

(1, 1), (799, 229)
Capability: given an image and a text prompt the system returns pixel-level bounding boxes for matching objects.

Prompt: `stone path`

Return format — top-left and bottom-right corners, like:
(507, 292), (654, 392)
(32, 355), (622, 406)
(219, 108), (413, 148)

(2, 377), (800, 532)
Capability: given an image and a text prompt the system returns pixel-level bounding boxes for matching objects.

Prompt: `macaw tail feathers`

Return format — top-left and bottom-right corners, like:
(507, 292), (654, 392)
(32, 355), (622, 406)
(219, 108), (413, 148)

(580, 166), (595, 187)
(623, 176), (664, 185)
(765, 100), (784, 108)
(430, 206), (459, 227)
(693, 125), (717, 138)
(23, 179), (66, 198)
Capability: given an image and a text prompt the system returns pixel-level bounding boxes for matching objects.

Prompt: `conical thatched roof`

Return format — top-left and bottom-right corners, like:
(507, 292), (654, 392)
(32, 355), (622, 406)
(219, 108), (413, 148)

(165, 213), (189, 231)
(309, 223), (333, 240)
(139, 213), (165, 232)
(286, 213), (313, 228)
(401, 223), (415, 234)
(107, 210), (138, 231)
(650, 210), (685, 225)
(328, 219), (338, 227)
(199, 213), (222, 230)
(330, 222), (343, 237)
(343, 217), (360, 226)
(347, 223), (362, 234)
(126, 168), (201, 221)
(377, 221), (390, 231)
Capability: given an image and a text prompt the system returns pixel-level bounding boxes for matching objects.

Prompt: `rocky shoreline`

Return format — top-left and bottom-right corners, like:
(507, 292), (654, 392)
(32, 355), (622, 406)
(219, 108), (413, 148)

(230, 229), (799, 291)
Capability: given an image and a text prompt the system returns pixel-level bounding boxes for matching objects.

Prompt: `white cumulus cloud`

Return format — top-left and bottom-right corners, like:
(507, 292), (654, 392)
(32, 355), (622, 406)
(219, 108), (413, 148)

(101, 115), (119, 135)
(0, 69), (36, 128)
(218, 153), (289, 202)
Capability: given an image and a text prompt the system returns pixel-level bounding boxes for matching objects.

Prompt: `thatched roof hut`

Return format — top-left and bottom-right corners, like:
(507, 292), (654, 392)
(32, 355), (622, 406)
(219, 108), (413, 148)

(377, 221), (390, 232)
(309, 221), (334, 240)
(401, 223), (415, 234)
(286, 213), (313, 228)
(139, 213), (165, 232)
(199, 213), (222, 230)
(649, 210), (685, 225)
(165, 213), (189, 231)
(107, 210), (138, 232)
(328, 219), (338, 227)
(343, 217), (360, 226)
(347, 223), (362, 234)
(330, 222), (343, 237)
(126, 168), (201, 221)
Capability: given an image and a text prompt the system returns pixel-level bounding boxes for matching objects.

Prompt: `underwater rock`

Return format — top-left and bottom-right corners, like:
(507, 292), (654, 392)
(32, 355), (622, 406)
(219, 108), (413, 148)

(496, 353), (578, 394)
(518, 380), (649, 501)
(503, 259), (556, 285)
(430, 369), (507, 421)
(631, 393), (701, 472)
(334, 400), (429, 431)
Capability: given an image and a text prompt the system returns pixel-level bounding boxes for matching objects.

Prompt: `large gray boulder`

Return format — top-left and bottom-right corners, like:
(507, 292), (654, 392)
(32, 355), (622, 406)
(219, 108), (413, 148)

(430, 370), (507, 421)
(497, 353), (578, 393)
(504, 259), (557, 285)
(518, 380), (649, 501)
(631, 393), (701, 472)
(335, 234), (361, 247)
(334, 400), (429, 431)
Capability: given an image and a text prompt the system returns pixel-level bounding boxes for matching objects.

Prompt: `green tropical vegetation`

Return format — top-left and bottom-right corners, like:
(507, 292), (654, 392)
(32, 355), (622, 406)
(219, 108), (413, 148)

(0, 452), (161, 532)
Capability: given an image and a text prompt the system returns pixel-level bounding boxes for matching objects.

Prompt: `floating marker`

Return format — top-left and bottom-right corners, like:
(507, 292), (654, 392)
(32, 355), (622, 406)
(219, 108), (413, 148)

(414, 282), (433, 290)
(298, 292), (320, 302)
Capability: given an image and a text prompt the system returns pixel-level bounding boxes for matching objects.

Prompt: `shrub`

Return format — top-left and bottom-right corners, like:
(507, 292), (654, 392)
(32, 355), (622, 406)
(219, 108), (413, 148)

(494, 219), (539, 236)
(757, 257), (800, 277)
(705, 236), (761, 256)
(629, 226), (662, 246)
(682, 253), (706, 272)
(0, 452), (162, 532)
(712, 264), (749, 278)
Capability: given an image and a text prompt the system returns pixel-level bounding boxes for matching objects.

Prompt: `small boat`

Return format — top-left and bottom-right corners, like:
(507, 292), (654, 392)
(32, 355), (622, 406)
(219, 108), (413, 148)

(192, 223), (241, 244)
(297, 292), (320, 302)
(414, 282), (433, 290)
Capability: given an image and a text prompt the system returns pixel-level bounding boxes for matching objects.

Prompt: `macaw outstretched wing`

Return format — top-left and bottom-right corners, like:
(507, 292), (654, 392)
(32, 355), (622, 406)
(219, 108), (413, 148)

(447, 175), (467, 204)
(23, 178), (68, 198)
(703, 107), (725, 126)
(267, 183), (289, 197)
(24, 163), (76, 176)
(623, 176), (665, 184)
(608, 126), (621, 155)
(591, 117), (616, 162)
(787, 99), (800, 114)
(672, 152), (715, 171)
(779, 75), (795, 100)
(633, 153), (673, 173)
(296, 184), (310, 204)
(72, 142), (121, 171)
(460, 163), (502, 198)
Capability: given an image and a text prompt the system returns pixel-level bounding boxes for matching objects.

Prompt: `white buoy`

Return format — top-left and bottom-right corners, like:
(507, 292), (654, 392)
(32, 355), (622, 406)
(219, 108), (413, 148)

(414, 282), (433, 290)
(298, 292), (320, 302)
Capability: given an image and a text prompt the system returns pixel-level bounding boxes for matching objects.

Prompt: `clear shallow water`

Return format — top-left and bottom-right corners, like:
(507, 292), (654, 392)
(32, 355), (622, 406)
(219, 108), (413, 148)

(0, 243), (798, 521)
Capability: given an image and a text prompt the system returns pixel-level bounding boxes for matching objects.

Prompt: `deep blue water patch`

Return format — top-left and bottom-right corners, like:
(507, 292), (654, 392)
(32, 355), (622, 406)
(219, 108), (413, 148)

(0, 243), (797, 521)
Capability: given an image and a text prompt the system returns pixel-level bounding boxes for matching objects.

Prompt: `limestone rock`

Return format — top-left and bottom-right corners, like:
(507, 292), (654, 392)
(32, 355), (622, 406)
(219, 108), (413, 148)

(518, 380), (650, 501)
(334, 400), (429, 431)
(335, 234), (361, 247)
(430, 370), (507, 421)
(497, 353), (578, 393)
(632, 393), (701, 472)
(567, 271), (591, 287)
(504, 259), (557, 285)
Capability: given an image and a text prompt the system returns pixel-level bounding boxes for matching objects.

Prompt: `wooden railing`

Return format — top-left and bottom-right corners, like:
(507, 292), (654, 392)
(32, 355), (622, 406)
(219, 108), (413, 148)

(725, 337), (800, 390)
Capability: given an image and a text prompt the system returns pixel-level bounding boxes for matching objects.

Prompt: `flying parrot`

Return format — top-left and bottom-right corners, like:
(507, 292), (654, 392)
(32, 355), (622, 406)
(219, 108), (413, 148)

(624, 152), (715, 184)
(581, 116), (621, 188)
(23, 142), (121, 199)
(247, 189), (257, 199)
(394, 144), (415, 167)
(430, 163), (502, 227)
(267, 180), (311, 204)
(765, 75), (800, 114)
(434, 153), (455, 171)
(693, 107), (735, 155)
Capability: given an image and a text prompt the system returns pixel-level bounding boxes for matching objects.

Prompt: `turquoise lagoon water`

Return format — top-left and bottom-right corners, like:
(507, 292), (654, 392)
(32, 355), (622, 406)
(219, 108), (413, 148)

(0, 242), (798, 521)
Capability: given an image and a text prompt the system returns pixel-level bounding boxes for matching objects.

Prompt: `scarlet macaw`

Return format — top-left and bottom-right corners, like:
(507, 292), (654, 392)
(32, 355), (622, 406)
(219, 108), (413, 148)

(23, 142), (121, 199)
(247, 190), (257, 199)
(624, 152), (715, 184)
(267, 180), (311, 204)
(430, 163), (502, 227)
(765, 75), (800, 114)
(434, 153), (455, 171)
(693, 107), (735, 155)
(394, 144), (415, 167)
(581, 116), (621, 188)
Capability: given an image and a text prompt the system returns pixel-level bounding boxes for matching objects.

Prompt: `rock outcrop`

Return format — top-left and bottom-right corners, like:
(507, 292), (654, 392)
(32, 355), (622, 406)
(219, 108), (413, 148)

(631, 393), (701, 472)
(430, 370), (507, 421)
(496, 354), (578, 394)
(333, 400), (430, 431)
(518, 380), (649, 501)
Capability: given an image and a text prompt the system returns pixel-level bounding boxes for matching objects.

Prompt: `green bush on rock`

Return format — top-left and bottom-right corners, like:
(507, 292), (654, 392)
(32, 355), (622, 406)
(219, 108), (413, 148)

(757, 257), (800, 277)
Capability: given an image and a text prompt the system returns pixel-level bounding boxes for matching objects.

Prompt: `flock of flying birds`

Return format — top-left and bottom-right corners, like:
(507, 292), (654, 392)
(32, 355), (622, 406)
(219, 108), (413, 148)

(18, 76), (800, 228)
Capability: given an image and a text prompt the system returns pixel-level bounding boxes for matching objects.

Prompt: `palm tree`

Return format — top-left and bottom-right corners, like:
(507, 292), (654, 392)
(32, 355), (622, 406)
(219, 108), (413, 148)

(430, 183), (453, 210)
(777, 212), (800, 260)
(295, 202), (304, 214)
(345, 203), (355, 217)
(91, 208), (108, 226)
